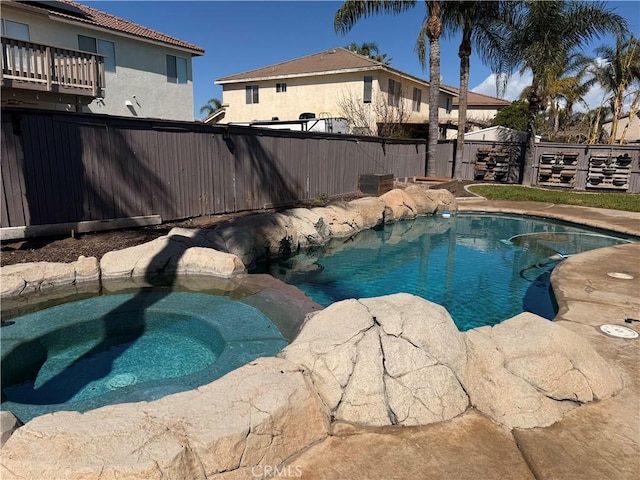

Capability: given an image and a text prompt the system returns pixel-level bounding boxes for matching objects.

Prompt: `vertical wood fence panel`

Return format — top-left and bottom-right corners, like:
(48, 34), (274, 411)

(435, 141), (454, 178)
(4, 108), (633, 235)
(1, 120), (27, 227)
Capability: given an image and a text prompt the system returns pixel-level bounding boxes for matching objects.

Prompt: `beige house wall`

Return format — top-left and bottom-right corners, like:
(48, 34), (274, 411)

(604, 114), (640, 142)
(2, 8), (196, 121)
(219, 70), (448, 134)
(440, 104), (502, 140)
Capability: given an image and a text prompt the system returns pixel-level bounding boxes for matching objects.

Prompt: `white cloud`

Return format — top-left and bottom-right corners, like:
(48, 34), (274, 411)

(578, 85), (609, 112)
(471, 72), (532, 101)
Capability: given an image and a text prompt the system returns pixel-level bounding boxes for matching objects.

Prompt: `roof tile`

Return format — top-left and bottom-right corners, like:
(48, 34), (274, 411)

(216, 47), (427, 85)
(16, 0), (204, 54)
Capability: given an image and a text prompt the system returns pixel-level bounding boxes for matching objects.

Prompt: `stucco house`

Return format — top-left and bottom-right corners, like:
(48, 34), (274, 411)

(214, 47), (459, 137)
(213, 48), (511, 138)
(1, 0), (204, 121)
(603, 112), (640, 143)
(439, 84), (512, 139)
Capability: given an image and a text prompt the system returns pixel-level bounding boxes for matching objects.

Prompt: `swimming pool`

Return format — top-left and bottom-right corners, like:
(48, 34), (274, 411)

(1, 291), (287, 423)
(256, 214), (635, 330)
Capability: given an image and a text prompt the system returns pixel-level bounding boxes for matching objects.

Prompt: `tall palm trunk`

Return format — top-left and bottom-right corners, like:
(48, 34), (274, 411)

(454, 24), (472, 179)
(551, 101), (560, 134)
(523, 77), (541, 185)
(610, 93), (624, 143)
(426, 1), (442, 178)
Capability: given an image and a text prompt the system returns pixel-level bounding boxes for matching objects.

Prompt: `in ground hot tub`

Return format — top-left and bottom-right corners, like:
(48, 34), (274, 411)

(1, 291), (288, 423)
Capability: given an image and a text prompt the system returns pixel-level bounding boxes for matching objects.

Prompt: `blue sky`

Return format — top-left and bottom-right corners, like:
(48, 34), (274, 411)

(89, 0), (640, 119)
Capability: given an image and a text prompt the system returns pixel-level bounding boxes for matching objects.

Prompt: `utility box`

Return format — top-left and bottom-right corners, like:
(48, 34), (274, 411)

(358, 173), (394, 195)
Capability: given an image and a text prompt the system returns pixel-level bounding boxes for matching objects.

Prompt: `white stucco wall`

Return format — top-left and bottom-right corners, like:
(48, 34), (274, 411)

(2, 8), (197, 121)
(219, 71), (438, 134)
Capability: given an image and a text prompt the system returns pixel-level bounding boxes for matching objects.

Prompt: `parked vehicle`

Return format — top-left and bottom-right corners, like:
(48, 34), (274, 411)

(231, 116), (349, 134)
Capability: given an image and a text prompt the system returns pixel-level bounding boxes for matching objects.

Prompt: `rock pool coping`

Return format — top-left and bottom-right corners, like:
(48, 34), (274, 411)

(3, 193), (636, 478)
(1, 291), (289, 423)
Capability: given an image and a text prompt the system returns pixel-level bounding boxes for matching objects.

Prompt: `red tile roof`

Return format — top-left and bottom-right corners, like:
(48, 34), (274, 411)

(13, 0), (204, 55)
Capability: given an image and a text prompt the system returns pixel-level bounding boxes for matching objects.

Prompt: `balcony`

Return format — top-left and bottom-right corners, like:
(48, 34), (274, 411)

(1, 37), (105, 98)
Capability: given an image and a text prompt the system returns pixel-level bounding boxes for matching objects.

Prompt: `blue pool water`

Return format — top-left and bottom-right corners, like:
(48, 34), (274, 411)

(1, 291), (287, 422)
(258, 214), (634, 330)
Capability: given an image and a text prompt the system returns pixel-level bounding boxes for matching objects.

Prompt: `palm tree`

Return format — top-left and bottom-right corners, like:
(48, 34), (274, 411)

(335, 0), (443, 176)
(547, 59), (594, 137)
(199, 97), (223, 118)
(590, 34), (640, 142)
(441, 1), (513, 179)
(519, 52), (594, 138)
(346, 41), (392, 64)
(501, 1), (625, 184)
(415, 1), (443, 177)
(347, 41), (378, 56)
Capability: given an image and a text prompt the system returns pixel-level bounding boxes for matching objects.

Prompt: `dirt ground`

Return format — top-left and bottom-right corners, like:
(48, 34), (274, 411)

(0, 180), (477, 267)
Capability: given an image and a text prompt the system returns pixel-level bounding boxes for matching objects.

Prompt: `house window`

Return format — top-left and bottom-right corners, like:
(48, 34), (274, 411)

(363, 75), (372, 103)
(388, 78), (401, 107)
(2, 20), (30, 40)
(276, 83), (287, 93)
(412, 87), (422, 112)
(445, 97), (453, 113)
(246, 85), (259, 104)
(166, 54), (187, 84)
(78, 35), (116, 72)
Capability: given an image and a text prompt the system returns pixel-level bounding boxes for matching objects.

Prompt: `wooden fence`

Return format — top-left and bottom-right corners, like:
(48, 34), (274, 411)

(1, 108), (427, 231)
(3, 108), (638, 237)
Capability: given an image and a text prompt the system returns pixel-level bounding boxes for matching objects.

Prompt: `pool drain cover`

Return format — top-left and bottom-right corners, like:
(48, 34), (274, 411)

(108, 373), (138, 389)
(599, 324), (639, 339)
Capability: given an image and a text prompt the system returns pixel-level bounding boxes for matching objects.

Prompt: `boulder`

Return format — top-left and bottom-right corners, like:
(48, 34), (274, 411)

(100, 236), (246, 280)
(403, 185), (440, 214)
(167, 227), (225, 249)
(215, 213), (298, 267)
(0, 358), (329, 480)
(175, 247), (246, 278)
(210, 226), (260, 268)
(280, 294), (469, 427)
(349, 197), (391, 228)
(380, 189), (419, 221)
(0, 256), (99, 298)
(0, 411), (21, 447)
(282, 208), (331, 249)
(311, 202), (365, 238)
(74, 256), (100, 282)
(423, 189), (458, 212)
(461, 313), (623, 429)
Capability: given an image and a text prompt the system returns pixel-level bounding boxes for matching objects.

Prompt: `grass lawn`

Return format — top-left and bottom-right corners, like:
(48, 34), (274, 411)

(467, 185), (640, 212)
